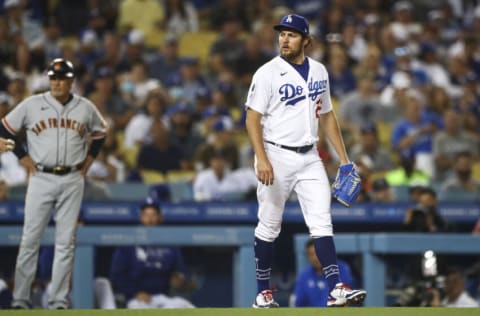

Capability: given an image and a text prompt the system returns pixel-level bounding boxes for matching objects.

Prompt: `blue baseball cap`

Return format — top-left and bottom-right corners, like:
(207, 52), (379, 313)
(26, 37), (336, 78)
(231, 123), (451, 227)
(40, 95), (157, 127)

(274, 14), (310, 36)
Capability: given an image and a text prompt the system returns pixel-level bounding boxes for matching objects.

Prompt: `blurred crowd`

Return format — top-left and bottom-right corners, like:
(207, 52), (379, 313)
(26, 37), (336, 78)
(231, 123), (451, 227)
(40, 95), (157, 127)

(0, 0), (479, 205)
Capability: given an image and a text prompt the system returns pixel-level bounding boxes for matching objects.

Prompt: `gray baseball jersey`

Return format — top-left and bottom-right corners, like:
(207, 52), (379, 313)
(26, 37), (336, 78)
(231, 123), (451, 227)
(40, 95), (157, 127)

(2, 92), (107, 166)
(7, 91), (107, 309)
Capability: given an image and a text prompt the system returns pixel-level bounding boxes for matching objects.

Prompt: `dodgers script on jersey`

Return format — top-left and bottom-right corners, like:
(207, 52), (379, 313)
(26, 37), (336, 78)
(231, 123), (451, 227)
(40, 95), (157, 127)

(245, 56), (333, 146)
(2, 92), (107, 166)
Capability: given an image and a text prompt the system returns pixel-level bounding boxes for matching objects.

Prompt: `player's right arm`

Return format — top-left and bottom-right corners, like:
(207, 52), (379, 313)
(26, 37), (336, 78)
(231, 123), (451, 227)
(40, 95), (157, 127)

(245, 108), (273, 186)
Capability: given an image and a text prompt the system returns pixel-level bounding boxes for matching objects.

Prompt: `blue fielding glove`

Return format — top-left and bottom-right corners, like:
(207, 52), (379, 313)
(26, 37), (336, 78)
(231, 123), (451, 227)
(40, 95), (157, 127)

(332, 163), (362, 207)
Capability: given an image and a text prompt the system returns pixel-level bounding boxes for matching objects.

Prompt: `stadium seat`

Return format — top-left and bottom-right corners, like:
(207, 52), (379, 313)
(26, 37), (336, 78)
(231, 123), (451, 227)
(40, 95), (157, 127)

(166, 170), (195, 182)
(391, 185), (411, 202)
(178, 31), (218, 66)
(438, 191), (479, 203)
(473, 161), (480, 182)
(140, 169), (167, 184)
(145, 29), (165, 48)
(168, 180), (194, 203)
(107, 182), (150, 201)
(376, 121), (393, 150)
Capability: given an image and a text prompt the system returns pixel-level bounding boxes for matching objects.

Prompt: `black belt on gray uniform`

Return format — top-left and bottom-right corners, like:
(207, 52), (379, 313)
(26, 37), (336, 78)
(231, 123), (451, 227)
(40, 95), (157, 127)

(265, 141), (313, 154)
(36, 164), (82, 175)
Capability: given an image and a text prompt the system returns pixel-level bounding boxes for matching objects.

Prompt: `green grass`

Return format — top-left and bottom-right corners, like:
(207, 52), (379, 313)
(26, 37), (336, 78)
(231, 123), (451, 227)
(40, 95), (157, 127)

(1, 308), (479, 316)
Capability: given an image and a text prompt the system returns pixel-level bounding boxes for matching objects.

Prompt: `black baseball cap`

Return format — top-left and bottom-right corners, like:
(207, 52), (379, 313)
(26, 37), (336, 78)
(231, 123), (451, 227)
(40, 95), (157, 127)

(274, 14), (310, 36)
(47, 58), (75, 78)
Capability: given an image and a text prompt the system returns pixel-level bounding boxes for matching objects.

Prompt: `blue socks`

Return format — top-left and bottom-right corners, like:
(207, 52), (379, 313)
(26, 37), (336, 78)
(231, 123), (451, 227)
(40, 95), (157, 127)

(254, 237), (273, 293)
(313, 236), (340, 291)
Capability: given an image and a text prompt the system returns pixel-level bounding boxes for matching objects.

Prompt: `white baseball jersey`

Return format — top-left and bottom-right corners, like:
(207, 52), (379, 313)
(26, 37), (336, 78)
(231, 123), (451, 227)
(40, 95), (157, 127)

(2, 92), (107, 166)
(245, 56), (333, 146)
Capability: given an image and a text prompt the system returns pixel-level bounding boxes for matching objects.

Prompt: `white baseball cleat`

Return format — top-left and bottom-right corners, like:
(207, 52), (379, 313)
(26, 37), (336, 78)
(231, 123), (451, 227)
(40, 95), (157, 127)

(327, 282), (367, 307)
(252, 289), (280, 308)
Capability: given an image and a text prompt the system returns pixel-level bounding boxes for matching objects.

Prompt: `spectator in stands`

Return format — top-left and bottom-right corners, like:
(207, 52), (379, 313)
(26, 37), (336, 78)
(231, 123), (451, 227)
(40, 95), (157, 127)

(209, 0), (250, 32)
(193, 149), (257, 202)
(385, 151), (430, 188)
(124, 92), (168, 150)
(110, 198), (194, 308)
(339, 74), (386, 135)
(162, 0), (199, 38)
(119, 57), (162, 109)
(403, 187), (450, 233)
(379, 70), (411, 110)
(348, 123), (394, 174)
(353, 43), (386, 88)
(97, 32), (124, 74)
(353, 159), (373, 203)
(164, 56), (210, 107)
(136, 121), (188, 175)
(76, 29), (102, 74)
(370, 178), (394, 203)
(439, 151), (480, 195)
(6, 72), (28, 108)
(341, 18), (368, 63)
(87, 128), (127, 183)
(209, 17), (245, 73)
(391, 88), (443, 178)
(416, 41), (451, 94)
(51, 0), (89, 37)
(167, 103), (203, 170)
(148, 34), (183, 85)
(433, 109), (478, 182)
(4, 0), (45, 73)
(0, 92), (10, 118)
(325, 43), (356, 100)
(232, 34), (272, 87)
(291, 239), (354, 307)
(0, 150), (27, 187)
(431, 268), (479, 307)
(88, 65), (134, 130)
(41, 17), (62, 63)
(0, 15), (17, 72)
(194, 117), (239, 171)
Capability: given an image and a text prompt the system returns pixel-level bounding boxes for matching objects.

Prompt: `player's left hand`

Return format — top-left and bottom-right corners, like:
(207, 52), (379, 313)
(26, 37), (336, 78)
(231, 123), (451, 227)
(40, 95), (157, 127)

(332, 162), (362, 207)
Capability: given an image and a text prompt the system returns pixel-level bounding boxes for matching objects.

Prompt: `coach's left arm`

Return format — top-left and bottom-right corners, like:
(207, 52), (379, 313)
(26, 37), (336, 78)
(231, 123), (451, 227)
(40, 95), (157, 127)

(80, 131), (107, 175)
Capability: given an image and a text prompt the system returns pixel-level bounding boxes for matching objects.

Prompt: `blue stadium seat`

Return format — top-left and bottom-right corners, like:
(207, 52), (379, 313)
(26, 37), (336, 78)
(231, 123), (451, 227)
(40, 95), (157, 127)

(107, 183), (150, 201)
(168, 181), (194, 203)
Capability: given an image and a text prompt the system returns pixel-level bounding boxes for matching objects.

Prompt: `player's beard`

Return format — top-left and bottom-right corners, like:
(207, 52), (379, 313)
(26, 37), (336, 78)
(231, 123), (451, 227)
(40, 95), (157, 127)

(280, 45), (303, 63)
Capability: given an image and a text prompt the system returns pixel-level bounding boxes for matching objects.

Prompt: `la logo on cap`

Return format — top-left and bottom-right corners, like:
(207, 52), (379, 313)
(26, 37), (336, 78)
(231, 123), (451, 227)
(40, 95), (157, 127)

(286, 15), (292, 23)
(54, 62), (62, 70)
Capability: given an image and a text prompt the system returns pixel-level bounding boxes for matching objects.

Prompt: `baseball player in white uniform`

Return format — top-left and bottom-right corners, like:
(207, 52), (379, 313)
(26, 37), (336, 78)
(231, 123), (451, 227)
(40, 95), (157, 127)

(0, 58), (108, 309)
(245, 14), (366, 308)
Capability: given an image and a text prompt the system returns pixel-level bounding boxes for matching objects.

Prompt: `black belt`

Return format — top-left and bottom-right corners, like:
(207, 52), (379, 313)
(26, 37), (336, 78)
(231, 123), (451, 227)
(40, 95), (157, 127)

(36, 164), (81, 175)
(266, 141), (313, 154)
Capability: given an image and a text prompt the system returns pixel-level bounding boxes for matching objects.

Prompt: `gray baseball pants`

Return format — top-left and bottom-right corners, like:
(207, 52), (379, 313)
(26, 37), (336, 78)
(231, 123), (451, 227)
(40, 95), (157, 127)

(12, 171), (84, 309)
